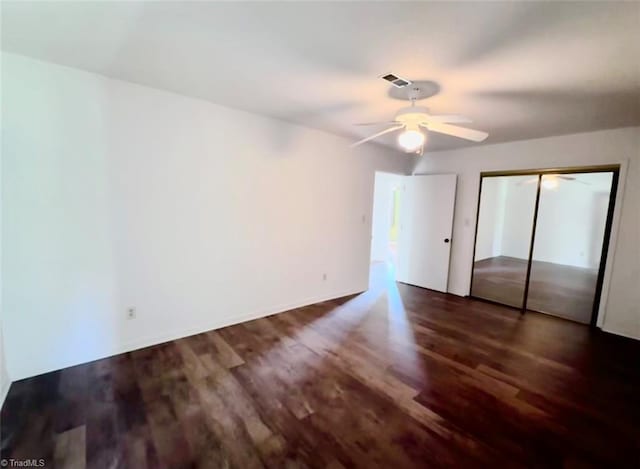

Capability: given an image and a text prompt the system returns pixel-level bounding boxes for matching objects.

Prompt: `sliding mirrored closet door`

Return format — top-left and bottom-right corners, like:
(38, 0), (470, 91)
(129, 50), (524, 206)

(470, 175), (537, 308)
(470, 167), (618, 325)
(527, 172), (615, 323)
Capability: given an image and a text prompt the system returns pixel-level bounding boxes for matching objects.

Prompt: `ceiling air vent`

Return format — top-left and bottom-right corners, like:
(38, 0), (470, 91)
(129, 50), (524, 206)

(380, 73), (412, 88)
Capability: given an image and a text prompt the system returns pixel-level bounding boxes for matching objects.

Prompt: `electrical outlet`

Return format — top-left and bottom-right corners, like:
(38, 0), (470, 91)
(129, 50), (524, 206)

(127, 307), (136, 320)
(322, 273), (327, 281)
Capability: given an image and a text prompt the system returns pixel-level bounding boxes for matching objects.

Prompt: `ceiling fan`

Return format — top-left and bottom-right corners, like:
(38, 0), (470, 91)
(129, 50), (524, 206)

(350, 75), (488, 154)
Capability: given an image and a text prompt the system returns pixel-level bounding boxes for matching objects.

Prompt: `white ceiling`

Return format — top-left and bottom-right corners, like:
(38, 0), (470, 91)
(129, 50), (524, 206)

(2, 1), (639, 152)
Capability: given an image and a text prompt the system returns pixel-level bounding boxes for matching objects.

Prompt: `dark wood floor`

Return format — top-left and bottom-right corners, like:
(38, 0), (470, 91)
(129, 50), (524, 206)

(2, 263), (639, 468)
(472, 256), (598, 323)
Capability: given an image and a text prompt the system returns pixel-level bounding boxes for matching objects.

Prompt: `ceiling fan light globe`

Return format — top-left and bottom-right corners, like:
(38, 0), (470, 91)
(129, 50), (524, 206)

(398, 129), (425, 152)
(541, 177), (559, 190)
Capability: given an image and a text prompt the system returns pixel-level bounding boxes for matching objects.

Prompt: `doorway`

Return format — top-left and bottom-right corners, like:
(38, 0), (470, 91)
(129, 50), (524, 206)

(470, 165), (619, 325)
(371, 172), (457, 291)
(370, 172), (403, 276)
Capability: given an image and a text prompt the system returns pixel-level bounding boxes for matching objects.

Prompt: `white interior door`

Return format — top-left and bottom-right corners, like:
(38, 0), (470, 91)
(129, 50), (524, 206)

(396, 174), (457, 292)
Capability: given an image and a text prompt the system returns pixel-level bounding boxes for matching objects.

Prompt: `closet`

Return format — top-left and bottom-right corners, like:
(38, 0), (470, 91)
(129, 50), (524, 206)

(470, 166), (619, 325)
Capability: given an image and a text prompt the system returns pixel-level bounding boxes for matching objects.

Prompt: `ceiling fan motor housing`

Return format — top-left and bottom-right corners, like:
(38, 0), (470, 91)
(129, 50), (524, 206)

(395, 106), (431, 125)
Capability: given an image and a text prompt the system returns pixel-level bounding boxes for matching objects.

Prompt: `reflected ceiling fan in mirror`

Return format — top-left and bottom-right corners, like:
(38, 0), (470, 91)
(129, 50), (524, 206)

(350, 75), (488, 154)
(516, 174), (592, 189)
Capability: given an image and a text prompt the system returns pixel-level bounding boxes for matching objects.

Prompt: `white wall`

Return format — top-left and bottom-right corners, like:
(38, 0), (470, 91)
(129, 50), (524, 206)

(1, 53), (413, 380)
(370, 172), (402, 262)
(0, 328), (9, 407)
(499, 178), (538, 260)
(532, 174), (613, 268)
(475, 176), (539, 262)
(413, 127), (640, 339)
(475, 174), (613, 269)
(0, 63), (9, 404)
(474, 177), (507, 261)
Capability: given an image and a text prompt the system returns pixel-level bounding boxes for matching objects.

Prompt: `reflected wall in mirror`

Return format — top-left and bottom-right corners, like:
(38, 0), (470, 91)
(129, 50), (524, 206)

(471, 175), (537, 308)
(527, 172), (614, 323)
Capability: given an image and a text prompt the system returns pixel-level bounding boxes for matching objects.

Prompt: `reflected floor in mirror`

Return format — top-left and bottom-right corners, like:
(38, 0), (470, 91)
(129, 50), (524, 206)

(2, 263), (638, 468)
(472, 256), (598, 323)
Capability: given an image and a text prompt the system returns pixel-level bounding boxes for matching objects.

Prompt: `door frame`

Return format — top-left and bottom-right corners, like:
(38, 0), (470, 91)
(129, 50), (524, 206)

(469, 164), (620, 327)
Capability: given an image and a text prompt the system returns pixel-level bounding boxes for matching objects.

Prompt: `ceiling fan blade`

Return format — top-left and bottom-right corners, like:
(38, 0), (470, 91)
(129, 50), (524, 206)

(516, 177), (539, 186)
(421, 122), (488, 142)
(353, 121), (398, 126)
(556, 175), (590, 185)
(423, 114), (472, 124)
(350, 125), (404, 148)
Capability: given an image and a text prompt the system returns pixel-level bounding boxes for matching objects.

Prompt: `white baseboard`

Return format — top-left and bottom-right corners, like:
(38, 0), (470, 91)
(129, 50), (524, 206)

(118, 287), (364, 357)
(12, 287), (365, 381)
(601, 325), (640, 341)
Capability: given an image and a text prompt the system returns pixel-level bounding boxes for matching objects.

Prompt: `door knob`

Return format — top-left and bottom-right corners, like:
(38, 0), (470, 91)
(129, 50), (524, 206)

(444, 238), (450, 243)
